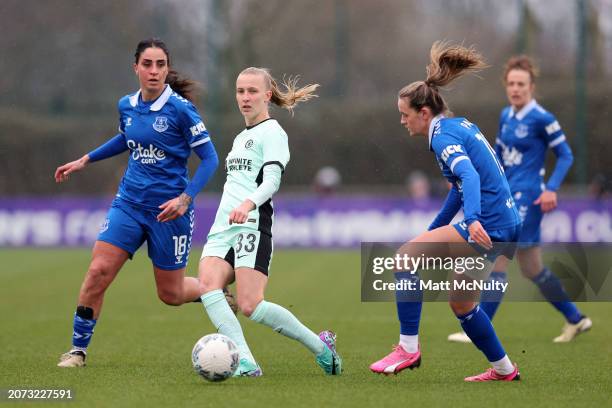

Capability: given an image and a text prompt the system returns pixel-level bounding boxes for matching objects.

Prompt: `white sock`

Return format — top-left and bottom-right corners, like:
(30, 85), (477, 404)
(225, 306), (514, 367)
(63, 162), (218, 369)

(201, 289), (255, 363)
(250, 300), (325, 355)
(491, 355), (514, 375)
(399, 334), (419, 353)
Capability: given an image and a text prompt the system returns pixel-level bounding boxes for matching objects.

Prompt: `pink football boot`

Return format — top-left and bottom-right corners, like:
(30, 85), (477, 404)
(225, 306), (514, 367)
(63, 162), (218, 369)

(369, 344), (421, 375)
(464, 364), (520, 382)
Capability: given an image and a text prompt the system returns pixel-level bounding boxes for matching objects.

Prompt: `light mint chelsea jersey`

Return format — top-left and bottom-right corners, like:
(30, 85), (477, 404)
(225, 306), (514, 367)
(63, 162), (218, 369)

(210, 118), (290, 236)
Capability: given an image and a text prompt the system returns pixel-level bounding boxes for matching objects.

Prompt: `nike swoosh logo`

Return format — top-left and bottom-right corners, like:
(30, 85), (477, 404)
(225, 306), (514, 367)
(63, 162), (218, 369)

(237, 254), (248, 259)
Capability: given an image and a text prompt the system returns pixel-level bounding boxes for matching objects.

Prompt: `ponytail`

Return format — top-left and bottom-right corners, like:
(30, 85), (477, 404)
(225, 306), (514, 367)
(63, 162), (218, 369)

(240, 67), (319, 115)
(165, 69), (198, 102)
(399, 41), (489, 115)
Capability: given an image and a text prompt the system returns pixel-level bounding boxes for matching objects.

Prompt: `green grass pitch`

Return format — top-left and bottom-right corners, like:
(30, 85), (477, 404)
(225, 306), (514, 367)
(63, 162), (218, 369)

(1, 249), (610, 407)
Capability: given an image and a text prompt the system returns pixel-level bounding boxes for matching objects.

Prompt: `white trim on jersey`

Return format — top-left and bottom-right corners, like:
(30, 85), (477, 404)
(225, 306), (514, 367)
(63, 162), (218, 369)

(150, 85), (173, 111)
(128, 85), (173, 111)
(128, 91), (140, 107)
(513, 99), (537, 121)
(449, 155), (470, 173)
(548, 134), (566, 148)
(545, 121), (561, 135)
(190, 137), (210, 148)
(428, 114), (445, 151)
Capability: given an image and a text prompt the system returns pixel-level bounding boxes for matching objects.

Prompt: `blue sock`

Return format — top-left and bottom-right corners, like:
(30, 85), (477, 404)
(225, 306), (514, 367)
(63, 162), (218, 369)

(532, 268), (583, 324)
(395, 272), (422, 335)
(479, 271), (507, 320)
(458, 305), (506, 362)
(71, 306), (97, 351)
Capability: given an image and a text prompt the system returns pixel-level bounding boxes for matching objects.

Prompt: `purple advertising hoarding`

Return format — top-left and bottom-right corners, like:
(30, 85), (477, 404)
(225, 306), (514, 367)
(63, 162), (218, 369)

(0, 195), (610, 247)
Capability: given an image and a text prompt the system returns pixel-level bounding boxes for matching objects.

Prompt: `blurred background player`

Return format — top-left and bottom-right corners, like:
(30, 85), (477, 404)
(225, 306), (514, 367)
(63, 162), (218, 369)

(54, 38), (219, 367)
(448, 55), (592, 344)
(197, 67), (342, 376)
(405, 170), (432, 201)
(369, 42), (521, 382)
(313, 166), (342, 196)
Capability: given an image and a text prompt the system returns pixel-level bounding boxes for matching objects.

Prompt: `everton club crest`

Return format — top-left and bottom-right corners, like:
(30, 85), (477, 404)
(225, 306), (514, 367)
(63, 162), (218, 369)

(153, 116), (169, 132)
(514, 123), (529, 138)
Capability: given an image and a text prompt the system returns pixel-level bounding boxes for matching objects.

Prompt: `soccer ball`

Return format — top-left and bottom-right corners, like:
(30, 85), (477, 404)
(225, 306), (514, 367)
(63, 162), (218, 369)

(192, 334), (240, 382)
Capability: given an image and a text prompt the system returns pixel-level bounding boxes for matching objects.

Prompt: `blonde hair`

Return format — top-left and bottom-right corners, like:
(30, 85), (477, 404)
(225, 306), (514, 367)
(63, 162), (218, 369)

(239, 67), (319, 114)
(399, 41), (489, 115)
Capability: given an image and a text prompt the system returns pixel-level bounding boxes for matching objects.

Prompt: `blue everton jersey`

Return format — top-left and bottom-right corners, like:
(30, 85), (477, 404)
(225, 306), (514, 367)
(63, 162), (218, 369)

(430, 116), (520, 229)
(115, 85), (210, 208)
(495, 99), (569, 193)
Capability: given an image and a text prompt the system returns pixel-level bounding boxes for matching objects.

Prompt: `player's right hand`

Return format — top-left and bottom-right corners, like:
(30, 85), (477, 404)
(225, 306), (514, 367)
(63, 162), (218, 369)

(54, 155), (89, 183)
(228, 199), (256, 225)
(468, 221), (493, 250)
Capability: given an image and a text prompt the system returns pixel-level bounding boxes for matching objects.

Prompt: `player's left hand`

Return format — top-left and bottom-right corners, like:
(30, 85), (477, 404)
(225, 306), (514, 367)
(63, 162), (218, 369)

(157, 193), (192, 222)
(229, 200), (256, 225)
(534, 190), (557, 213)
(468, 221), (493, 250)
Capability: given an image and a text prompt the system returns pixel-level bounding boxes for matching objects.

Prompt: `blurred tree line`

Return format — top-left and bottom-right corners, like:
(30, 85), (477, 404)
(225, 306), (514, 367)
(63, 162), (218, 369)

(1, 0), (610, 196)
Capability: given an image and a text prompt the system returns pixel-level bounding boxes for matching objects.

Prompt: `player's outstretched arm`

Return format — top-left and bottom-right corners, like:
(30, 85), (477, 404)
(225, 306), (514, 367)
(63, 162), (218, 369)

(54, 155), (90, 183)
(55, 134), (128, 183)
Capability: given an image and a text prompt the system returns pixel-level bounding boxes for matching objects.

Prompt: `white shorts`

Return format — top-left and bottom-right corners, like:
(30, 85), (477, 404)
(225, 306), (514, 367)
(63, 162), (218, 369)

(201, 228), (273, 275)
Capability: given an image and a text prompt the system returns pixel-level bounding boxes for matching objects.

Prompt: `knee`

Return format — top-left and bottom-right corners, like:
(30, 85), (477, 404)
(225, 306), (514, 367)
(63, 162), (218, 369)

(158, 289), (183, 306)
(520, 265), (542, 280)
(449, 301), (476, 316)
(237, 297), (262, 318)
(397, 237), (427, 260)
(199, 275), (223, 294)
(82, 262), (113, 293)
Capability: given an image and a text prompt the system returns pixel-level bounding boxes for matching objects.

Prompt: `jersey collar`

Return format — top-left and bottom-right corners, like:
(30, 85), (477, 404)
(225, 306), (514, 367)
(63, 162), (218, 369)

(128, 84), (173, 111)
(510, 98), (537, 121)
(428, 114), (444, 151)
(246, 117), (274, 130)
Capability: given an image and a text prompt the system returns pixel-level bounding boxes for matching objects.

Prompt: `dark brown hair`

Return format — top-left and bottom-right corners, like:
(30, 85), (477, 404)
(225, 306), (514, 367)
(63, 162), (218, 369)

(134, 38), (198, 102)
(399, 41), (489, 115)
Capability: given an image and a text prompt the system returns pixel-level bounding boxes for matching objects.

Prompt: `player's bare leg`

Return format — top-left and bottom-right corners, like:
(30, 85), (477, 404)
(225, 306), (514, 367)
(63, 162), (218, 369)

(58, 241), (129, 367)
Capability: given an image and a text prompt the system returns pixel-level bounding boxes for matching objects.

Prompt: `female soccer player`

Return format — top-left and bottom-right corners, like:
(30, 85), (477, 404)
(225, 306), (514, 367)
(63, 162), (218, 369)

(448, 55), (591, 344)
(197, 67), (342, 377)
(369, 42), (521, 382)
(54, 38), (219, 367)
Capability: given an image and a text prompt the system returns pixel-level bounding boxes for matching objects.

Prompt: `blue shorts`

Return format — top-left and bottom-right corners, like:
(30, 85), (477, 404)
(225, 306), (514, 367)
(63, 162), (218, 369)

(513, 190), (543, 248)
(453, 220), (521, 262)
(98, 198), (194, 270)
